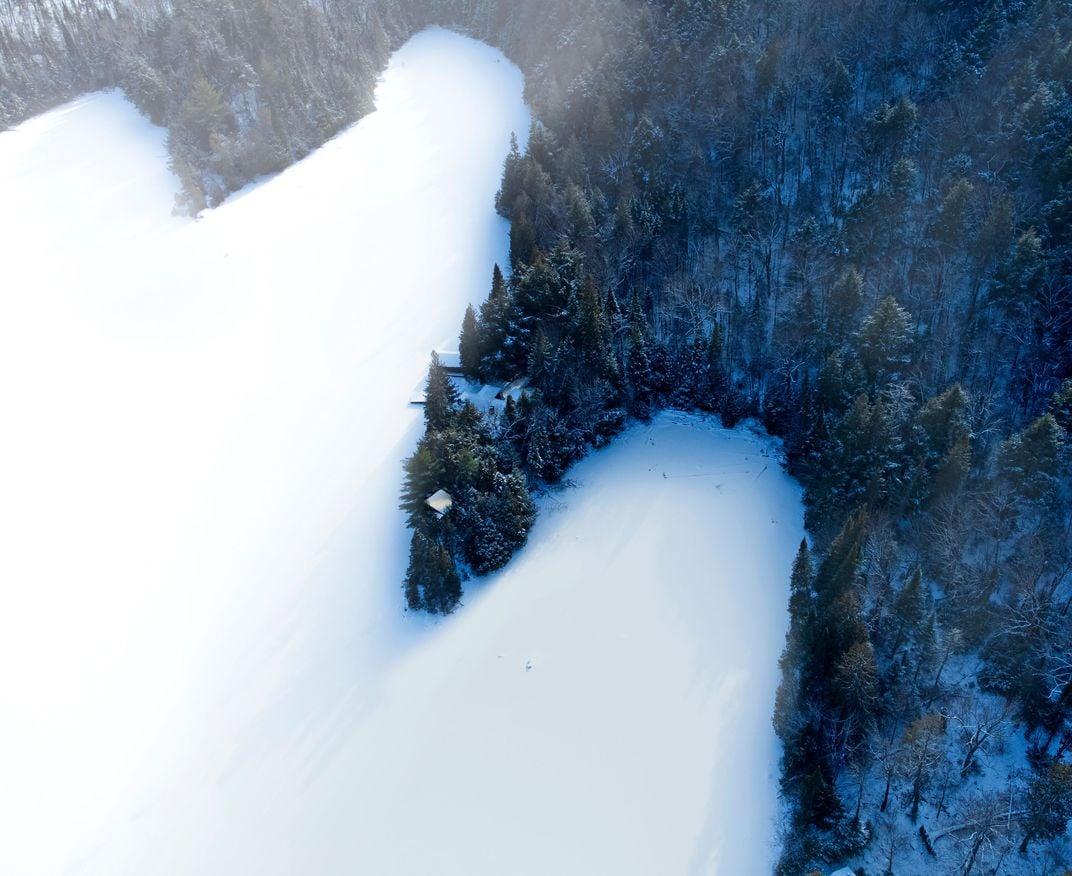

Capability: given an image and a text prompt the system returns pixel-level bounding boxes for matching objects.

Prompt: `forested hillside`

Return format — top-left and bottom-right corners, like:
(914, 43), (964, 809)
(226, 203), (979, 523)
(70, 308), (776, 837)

(5, 0), (1070, 872)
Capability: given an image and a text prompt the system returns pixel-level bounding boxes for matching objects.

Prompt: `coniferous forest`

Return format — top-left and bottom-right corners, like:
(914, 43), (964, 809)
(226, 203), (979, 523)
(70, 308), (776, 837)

(5, 0), (1071, 871)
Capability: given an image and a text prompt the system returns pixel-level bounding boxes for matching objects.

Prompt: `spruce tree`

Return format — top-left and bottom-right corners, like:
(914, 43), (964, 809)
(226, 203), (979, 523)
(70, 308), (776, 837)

(999, 413), (1064, 504)
(857, 296), (913, 381)
(490, 263), (506, 299)
(495, 133), (524, 215)
(403, 531), (428, 611)
(822, 57), (852, 120)
(788, 539), (814, 625)
(176, 77), (235, 151)
(424, 352), (459, 432)
(702, 321), (728, 410)
(625, 293), (655, 416)
(826, 266), (864, 340)
(833, 640), (878, 725)
(889, 568), (924, 658)
(916, 384), (969, 462)
(1047, 378), (1072, 435)
(399, 439), (443, 527)
(1019, 763), (1072, 853)
(427, 539), (462, 614)
(404, 531), (462, 615)
(459, 304), (481, 380)
(931, 433), (971, 502)
(479, 264), (511, 374)
(576, 275), (608, 372)
(814, 511), (868, 609)
(527, 325), (551, 391)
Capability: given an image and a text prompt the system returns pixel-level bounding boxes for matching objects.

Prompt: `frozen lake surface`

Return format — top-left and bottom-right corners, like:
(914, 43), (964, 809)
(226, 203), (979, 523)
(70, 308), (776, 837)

(0, 28), (803, 875)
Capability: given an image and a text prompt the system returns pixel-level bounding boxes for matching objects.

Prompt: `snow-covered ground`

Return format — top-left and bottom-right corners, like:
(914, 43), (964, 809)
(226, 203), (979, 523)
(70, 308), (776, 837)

(0, 27), (804, 875)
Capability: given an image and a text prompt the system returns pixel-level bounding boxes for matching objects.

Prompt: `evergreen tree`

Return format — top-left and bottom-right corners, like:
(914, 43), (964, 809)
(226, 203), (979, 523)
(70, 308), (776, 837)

(889, 568), (924, 658)
(865, 96), (919, 166)
(404, 531), (462, 614)
(701, 321), (728, 410)
(788, 539), (814, 625)
(403, 531), (425, 611)
(625, 293), (655, 417)
(817, 350), (863, 416)
(822, 57), (852, 120)
(527, 325), (551, 391)
(833, 640), (878, 726)
(826, 266), (864, 341)
(814, 511), (868, 610)
(1019, 763), (1072, 853)
(479, 265), (511, 375)
(399, 439), (443, 528)
(857, 296), (913, 382)
(931, 179), (974, 249)
(999, 413), (1064, 504)
(423, 352), (459, 432)
(459, 304), (481, 380)
(797, 763), (843, 830)
(496, 133), (525, 215)
(462, 469), (536, 574)
(176, 76), (235, 153)
(931, 432), (971, 502)
(1047, 378), (1072, 435)
(915, 384), (969, 462)
(575, 275), (609, 374)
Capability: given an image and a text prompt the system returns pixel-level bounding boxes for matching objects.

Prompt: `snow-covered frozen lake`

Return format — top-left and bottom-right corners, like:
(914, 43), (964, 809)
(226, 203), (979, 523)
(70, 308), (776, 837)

(0, 28), (803, 875)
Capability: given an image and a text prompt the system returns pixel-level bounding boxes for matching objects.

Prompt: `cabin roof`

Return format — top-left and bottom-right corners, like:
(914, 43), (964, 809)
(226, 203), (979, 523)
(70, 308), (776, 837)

(425, 489), (453, 514)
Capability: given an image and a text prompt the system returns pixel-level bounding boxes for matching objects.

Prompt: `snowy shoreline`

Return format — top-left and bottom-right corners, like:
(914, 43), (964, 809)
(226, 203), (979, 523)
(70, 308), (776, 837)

(0, 30), (805, 875)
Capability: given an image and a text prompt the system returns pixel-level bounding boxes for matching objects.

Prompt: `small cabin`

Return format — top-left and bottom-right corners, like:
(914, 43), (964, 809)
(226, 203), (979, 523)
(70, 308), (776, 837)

(425, 489), (453, 517)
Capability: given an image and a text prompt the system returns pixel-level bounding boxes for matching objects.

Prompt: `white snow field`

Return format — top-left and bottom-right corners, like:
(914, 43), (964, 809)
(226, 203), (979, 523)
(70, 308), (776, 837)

(0, 27), (804, 876)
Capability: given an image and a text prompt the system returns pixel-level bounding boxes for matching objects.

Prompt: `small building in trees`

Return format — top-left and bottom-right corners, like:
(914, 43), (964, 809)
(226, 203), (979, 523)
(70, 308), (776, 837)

(424, 489), (453, 517)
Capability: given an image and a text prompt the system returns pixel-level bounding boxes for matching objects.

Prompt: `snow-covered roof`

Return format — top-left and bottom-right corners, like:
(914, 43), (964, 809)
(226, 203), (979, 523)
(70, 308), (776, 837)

(425, 489), (453, 515)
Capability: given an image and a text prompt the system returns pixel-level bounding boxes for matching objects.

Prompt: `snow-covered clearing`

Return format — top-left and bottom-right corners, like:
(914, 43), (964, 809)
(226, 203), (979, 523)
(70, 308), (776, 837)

(0, 27), (804, 875)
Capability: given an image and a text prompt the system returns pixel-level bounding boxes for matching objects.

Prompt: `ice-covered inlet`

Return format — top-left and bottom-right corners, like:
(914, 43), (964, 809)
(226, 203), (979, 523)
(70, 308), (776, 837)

(0, 28), (803, 876)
